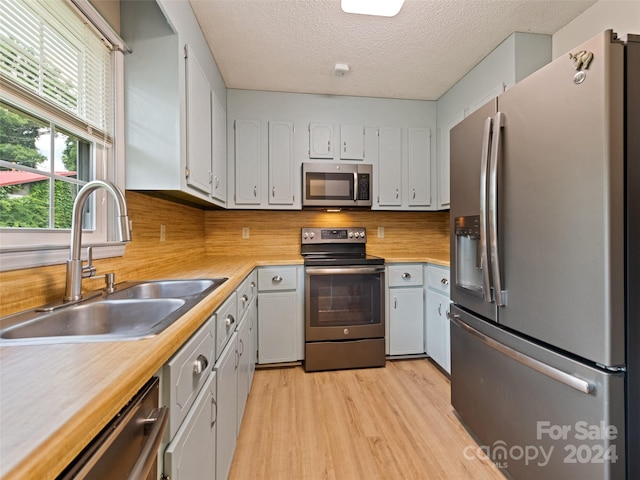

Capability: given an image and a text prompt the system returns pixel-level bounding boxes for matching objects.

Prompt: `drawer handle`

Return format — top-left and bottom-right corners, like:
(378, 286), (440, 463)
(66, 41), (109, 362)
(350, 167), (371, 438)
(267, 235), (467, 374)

(441, 278), (449, 285)
(242, 294), (249, 305)
(225, 314), (235, 327)
(193, 354), (209, 375)
(272, 275), (283, 283)
(211, 397), (217, 428)
(402, 272), (411, 279)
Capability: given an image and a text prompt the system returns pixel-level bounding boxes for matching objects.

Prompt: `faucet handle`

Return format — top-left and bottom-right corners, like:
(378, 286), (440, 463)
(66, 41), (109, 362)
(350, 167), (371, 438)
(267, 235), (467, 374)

(82, 246), (97, 278)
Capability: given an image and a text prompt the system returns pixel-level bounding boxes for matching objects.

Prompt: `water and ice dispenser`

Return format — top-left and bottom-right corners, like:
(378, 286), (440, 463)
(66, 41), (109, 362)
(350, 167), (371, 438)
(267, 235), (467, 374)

(454, 215), (486, 298)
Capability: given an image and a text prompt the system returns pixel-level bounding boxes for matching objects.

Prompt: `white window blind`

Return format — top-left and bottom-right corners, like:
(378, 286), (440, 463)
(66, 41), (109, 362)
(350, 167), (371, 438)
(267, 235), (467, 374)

(0, 0), (113, 138)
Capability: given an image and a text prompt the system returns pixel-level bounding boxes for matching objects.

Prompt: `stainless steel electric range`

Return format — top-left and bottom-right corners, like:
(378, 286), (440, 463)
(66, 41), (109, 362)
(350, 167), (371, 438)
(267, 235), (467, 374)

(301, 227), (386, 372)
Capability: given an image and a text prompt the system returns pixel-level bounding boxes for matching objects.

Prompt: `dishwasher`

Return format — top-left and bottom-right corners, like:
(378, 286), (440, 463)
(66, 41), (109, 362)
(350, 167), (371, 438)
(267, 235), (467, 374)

(57, 377), (168, 480)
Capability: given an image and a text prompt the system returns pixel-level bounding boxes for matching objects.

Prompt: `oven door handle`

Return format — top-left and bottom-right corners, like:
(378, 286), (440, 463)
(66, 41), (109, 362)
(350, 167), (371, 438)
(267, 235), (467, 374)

(305, 266), (386, 275)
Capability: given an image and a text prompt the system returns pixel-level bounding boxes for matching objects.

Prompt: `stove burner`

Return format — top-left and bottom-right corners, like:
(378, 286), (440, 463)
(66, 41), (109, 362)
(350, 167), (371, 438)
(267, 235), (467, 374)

(300, 227), (384, 266)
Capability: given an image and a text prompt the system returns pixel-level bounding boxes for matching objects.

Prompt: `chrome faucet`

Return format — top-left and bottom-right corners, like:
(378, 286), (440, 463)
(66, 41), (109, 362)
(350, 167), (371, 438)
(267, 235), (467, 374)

(64, 180), (132, 302)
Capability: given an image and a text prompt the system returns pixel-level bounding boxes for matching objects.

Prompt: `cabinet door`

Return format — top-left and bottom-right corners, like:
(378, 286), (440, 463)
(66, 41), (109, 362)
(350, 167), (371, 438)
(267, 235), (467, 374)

(258, 291), (298, 363)
(215, 333), (238, 480)
(389, 287), (424, 355)
(377, 126), (402, 206)
(436, 113), (463, 209)
(268, 121), (294, 205)
(340, 124), (364, 160)
(164, 372), (216, 480)
(426, 289), (451, 373)
(185, 45), (212, 195)
(236, 314), (251, 432)
(211, 92), (227, 203)
(309, 123), (333, 158)
(235, 120), (261, 205)
(407, 127), (431, 207)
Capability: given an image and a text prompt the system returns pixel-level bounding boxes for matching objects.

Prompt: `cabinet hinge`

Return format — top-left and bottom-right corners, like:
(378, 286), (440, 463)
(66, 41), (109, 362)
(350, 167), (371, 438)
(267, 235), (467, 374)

(185, 168), (190, 178)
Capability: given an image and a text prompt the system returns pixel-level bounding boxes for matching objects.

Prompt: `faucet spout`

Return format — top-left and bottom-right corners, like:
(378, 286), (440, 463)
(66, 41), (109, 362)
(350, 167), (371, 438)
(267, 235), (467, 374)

(64, 180), (131, 302)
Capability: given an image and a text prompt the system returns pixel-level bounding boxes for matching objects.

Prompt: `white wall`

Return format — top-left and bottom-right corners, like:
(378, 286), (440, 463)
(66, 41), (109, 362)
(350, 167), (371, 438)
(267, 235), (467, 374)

(552, 0), (640, 58)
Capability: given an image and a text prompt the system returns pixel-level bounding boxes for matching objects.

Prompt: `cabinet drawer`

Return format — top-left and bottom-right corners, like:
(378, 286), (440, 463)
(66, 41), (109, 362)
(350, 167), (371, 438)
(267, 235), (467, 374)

(388, 264), (423, 287)
(216, 292), (238, 359)
(426, 264), (450, 294)
(236, 270), (257, 320)
(258, 266), (297, 291)
(164, 315), (215, 439)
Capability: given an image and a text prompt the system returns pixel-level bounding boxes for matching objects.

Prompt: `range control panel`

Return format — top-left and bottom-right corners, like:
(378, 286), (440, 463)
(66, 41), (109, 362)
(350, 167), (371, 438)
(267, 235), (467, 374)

(301, 227), (367, 244)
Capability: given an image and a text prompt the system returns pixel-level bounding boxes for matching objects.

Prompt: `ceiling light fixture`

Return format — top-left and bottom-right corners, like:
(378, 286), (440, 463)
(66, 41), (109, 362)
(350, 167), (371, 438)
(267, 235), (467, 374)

(341, 0), (405, 17)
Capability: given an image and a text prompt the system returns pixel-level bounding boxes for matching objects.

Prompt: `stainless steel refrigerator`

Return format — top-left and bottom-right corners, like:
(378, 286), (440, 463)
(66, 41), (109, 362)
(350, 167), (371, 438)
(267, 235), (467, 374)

(449, 30), (638, 479)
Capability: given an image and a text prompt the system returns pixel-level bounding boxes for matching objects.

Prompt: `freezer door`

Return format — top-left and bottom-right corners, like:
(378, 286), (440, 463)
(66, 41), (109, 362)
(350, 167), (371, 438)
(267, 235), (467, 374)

(450, 306), (626, 480)
(493, 31), (625, 366)
(450, 99), (498, 322)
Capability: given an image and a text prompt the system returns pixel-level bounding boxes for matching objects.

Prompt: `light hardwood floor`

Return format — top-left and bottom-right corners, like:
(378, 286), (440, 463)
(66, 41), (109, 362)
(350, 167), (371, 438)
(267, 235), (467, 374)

(229, 359), (505, 480)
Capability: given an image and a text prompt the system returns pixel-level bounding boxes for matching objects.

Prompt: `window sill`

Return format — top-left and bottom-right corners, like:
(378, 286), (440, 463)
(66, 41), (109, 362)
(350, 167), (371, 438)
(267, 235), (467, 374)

(0, 244), (127, 272)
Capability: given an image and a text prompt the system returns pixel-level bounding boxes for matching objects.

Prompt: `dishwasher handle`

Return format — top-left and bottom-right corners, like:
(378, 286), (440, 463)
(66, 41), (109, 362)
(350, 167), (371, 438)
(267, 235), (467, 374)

(127, 406), (168, 480)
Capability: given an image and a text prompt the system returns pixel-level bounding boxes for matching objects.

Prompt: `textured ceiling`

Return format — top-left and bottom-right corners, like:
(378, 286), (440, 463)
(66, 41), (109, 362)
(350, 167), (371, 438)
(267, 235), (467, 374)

(189, 0), (596, 101)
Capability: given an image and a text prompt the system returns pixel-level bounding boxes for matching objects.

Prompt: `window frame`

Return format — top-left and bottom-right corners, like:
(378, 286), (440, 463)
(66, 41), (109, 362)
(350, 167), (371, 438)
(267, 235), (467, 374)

(0, 0), (127, 271)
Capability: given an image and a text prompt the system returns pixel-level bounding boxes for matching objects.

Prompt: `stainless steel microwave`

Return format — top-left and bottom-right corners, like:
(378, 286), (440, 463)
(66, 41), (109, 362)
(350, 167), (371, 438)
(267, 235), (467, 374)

(302, 163), (372, 208)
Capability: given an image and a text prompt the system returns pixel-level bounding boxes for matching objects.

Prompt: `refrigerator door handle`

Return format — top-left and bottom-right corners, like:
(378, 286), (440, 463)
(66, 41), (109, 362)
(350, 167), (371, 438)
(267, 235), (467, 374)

(479, 116), (493, 303)
(489, 112), (506, 306)
(448, 312), (594, 395)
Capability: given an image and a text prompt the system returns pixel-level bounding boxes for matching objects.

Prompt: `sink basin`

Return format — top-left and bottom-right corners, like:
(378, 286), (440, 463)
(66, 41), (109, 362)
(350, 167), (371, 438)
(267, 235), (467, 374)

(108, 278), (226, 300)
(0, 277), (228, 345)
(0, 299), (185, 344)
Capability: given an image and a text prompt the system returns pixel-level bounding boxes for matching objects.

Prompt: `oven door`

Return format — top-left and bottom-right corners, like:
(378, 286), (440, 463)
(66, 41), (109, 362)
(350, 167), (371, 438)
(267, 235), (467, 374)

(305, 266), (385, 341)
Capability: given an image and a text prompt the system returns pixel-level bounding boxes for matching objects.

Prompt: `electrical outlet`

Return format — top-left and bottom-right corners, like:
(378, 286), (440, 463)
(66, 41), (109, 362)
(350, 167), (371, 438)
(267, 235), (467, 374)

(160, 224), (166, 242)
(378, 226), (384, 238)
(242, 227), (250, 239)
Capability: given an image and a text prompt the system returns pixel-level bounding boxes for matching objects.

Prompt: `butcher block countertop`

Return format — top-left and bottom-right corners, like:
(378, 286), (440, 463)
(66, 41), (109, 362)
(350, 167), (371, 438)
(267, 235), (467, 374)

(0, 253), (449, 480)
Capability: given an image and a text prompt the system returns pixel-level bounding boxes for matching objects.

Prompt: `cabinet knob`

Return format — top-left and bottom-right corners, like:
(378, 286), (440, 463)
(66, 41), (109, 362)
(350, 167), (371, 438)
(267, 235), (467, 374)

(402, 272), (411, 279)
(272, 186), (275, 197)
(242, 294), (249, 304)
(412, 188), (416, 199)
(327, 140), (331, 152)
(253, 186), (257, 197)
(395, 188), (399, 199)
(272, 275), (283, 283)
(343, 141), (347, 153)
(441, 278), (449, 285)
(250, 281), (256, 291)
(193, 354), (209, 375)
(225, 314), (235, 326)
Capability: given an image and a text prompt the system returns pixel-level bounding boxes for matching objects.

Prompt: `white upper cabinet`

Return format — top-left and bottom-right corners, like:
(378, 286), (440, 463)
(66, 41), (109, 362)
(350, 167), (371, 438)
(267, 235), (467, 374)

(211, 92), (227, 202)
(309, 123), (333, 158)
(436, 32), (551, 211)
(376, 126), (433, 210)
(340, 124), (365, 160)
(234, 120), (261, 205)
(377, 126), (402, 206)
(121, 0), (227, 208)
(268, 121), (295, 205)
(185, 45), (212, 195)
(407, 127), (432, 207)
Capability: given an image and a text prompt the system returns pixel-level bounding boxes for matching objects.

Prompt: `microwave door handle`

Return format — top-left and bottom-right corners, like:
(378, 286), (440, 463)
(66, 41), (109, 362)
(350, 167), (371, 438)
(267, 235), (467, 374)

(479, 116), (493, 303)
(353, 172), (358, 202)
(489, 112), (505, 307)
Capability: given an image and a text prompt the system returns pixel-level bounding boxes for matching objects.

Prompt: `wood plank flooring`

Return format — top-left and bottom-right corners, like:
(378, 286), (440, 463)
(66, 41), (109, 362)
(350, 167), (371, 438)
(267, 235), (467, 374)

(229, 359), (505, 480)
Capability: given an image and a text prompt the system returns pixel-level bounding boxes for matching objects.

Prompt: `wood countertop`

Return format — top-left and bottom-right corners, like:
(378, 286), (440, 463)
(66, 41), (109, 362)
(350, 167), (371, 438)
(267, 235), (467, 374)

(0, 253), (449, 479)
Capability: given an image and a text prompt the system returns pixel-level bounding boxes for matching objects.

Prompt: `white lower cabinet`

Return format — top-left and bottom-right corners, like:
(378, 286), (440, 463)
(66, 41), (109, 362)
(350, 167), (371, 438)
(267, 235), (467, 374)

(425, 264), (451, 373)
(164, 371), (217, 480)
(236, 302), (253, 431)
(387, 264), (425, 355)
(257, 266), (303, 364)
(215, 331), (238, 480)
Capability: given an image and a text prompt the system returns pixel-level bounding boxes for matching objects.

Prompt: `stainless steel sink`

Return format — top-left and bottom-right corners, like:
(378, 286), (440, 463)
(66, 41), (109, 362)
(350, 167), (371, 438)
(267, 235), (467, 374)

(0, 299), (185, 343)
(108, 279), (226, 300)
(0, 278), (227, 345)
